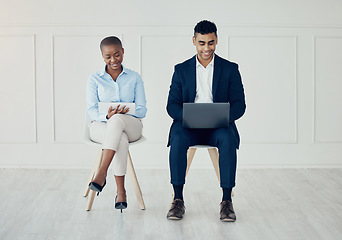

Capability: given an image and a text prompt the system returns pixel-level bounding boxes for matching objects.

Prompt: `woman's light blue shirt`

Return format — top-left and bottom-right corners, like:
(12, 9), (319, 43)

(87, 65), (147, 121)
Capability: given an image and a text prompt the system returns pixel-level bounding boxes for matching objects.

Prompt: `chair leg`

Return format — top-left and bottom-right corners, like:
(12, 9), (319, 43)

(207, 148), (220, 182)
(186, 147), (197, 177)
(170, 147), (197, 202)
(86, 190), (97, 211)
(127, 151), (146, 210)
(85, 149), (103, 211)
(207, 148), (234, 196)
(83, 149), (103, 197)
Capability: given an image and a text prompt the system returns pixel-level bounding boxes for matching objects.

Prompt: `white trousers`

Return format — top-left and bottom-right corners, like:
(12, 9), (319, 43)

(89, 114), (143, 176)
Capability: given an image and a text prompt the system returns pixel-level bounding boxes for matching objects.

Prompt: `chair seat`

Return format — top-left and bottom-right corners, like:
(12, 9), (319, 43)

(129, 135), (147, 145)
(190, 145), (216, 149)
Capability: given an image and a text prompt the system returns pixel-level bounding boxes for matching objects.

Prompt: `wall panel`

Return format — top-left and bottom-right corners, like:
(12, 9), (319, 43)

(141, 36), (194, 143)
(228, 36), (297, 143)
(314, 37), (342, 142)
(0, 35), (36, 143)
(53, 36), (104, 142)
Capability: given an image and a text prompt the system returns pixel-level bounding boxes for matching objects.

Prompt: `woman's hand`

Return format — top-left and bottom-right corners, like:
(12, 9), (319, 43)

(106, 105), (130, 119)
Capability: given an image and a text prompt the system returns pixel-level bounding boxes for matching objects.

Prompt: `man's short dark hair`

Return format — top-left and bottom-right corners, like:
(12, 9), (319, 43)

(194, 20), (217, 37)
(100, 36), (122, 49)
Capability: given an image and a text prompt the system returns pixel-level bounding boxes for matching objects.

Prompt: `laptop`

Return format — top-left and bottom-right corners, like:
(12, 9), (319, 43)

(182, 103), (230, 128)
(98, 102), (136, 115)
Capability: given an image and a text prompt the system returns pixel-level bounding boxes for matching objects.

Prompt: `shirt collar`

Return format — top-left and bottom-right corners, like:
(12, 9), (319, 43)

(100, 64), (127, 77)
(196, 54), (215, 69)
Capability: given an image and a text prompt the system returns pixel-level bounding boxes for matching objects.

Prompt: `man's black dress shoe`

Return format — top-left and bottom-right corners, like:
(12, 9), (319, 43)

(89, 180), (106, 196)
(220, 200), (236, 222)
(167, 199), (185, 220)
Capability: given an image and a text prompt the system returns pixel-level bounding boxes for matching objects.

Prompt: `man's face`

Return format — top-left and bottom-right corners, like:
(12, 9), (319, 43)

(101, 44), (124, 71)
(193, 32), (218, 64)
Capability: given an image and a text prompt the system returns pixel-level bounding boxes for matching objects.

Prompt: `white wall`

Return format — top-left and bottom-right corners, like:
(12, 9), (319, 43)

(1, 0), (342, 169)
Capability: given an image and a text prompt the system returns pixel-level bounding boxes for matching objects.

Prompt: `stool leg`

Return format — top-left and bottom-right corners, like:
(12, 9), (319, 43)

(186, 147), (197, 177)
(86, 149), (103, 211)
(127, 151), (146, 210)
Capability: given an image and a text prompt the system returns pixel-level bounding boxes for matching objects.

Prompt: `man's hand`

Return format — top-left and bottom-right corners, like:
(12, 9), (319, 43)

(106, 105), (130, 119)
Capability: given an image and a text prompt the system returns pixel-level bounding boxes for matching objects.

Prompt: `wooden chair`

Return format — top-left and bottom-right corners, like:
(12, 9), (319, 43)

(186, 145), (234, 196)
(82, 113), (146, 211)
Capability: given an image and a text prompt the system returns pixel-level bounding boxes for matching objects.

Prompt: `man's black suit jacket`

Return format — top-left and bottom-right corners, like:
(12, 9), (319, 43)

(166, 54), (246, 149)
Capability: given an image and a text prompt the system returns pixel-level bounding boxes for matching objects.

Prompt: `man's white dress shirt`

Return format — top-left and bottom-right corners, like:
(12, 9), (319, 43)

(194, 55), (214, 103)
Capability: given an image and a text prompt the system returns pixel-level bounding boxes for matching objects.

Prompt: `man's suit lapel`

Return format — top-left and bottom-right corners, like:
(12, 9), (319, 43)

(212, 55), (222, 102)
(188, 56), (197, 102)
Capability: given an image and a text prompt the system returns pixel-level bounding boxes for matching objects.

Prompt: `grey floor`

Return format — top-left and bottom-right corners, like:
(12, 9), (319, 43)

(1, 168), (342, 240)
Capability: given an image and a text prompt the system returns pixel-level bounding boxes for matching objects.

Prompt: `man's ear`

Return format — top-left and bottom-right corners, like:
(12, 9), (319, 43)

(192, 36), (196, 46)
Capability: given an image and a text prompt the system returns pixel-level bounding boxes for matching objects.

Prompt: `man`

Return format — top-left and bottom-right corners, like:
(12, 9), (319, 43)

(166, 20), (246, 221)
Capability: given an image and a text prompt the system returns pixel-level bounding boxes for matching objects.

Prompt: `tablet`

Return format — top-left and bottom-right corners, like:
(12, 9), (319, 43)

(98, 102), (136, 115)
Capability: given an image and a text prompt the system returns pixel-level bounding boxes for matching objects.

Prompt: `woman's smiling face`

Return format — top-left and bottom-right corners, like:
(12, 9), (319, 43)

(101, 44), (124, 71)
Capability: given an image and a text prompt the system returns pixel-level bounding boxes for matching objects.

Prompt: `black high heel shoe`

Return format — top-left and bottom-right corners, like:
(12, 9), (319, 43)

(89, 180), (106, 196)
(115, 195), (127, 213)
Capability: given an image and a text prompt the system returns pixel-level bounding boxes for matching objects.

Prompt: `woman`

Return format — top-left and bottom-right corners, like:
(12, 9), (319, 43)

(86, 36), (147, 211)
